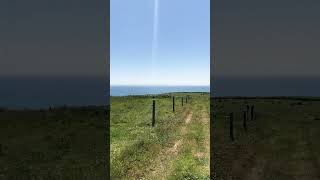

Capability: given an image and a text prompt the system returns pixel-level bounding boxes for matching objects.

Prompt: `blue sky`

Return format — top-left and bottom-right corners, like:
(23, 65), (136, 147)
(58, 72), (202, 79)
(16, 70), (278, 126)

(111, 0), (210, 86)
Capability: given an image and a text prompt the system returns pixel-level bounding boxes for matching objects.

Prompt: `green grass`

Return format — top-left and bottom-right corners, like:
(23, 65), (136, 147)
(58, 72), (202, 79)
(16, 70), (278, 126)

(0, 106), (107, 179)
(111, 93), (210, 179)
(212, 98), (320, 180)
(0, 93), (209, 179)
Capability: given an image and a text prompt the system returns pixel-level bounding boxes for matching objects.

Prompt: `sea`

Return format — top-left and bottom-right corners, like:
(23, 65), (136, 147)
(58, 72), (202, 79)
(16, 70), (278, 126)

(213, 76), (320, 97)
(2, 76), (320, 109)
(0, 77), (107, 109)
(110, 86), (210, 96)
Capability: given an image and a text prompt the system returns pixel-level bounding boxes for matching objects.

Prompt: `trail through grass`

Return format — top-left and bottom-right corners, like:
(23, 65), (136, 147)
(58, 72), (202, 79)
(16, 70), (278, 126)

(111, 93), (210, 179)
(212, 98), (320, 180)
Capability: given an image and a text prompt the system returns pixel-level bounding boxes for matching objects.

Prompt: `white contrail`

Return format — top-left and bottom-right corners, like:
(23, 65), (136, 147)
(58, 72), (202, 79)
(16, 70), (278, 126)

(151, 0), (159, 83)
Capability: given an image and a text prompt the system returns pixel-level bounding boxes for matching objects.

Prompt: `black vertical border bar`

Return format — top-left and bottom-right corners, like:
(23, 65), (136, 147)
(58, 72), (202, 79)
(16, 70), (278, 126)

(104, 0), (110, 179)
(210, 0), (214, 178)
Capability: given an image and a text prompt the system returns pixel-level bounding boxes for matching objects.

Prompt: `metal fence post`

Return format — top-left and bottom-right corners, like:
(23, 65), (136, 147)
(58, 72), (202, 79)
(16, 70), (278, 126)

(230, 112), (234, 141)
(243, 111), (247, 132)
(173, 96), (175, 112)
(152, 100), (156, 127)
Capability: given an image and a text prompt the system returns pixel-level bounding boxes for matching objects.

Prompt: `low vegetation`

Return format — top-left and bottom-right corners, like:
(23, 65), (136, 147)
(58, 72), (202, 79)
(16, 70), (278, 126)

(0, 106), (107, 179)
(111, 92), (210, 179)
(212, 98), (320, 180)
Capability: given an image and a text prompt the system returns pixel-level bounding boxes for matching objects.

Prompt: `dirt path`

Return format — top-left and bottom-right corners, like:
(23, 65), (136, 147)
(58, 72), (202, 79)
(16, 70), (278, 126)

(143, 109), (194, 180)
(185, 111), (193, 124)
(196, 109), (210, 175)
(169, 111), (192, 154)
(144, 98), (210, 179)
(302, 120), (320, 180)
(243, 116), (320, 180)
(243, 155), (266, 180)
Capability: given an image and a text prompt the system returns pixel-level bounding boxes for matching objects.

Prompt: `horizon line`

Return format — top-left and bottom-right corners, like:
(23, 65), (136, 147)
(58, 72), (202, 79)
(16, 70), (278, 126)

(110, 84), (210, 87)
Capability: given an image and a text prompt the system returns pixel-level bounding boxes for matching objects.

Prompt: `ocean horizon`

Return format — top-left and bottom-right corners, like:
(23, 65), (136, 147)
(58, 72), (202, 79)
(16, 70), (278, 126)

(213, 76), (320, 97)
(110, 85), (210, 96)
(0, 77), (107, 109)
(2, 76), (320, 109)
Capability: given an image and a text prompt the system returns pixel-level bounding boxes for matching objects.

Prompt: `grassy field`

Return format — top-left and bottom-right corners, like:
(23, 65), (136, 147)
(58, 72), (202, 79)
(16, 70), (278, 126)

(111, 92), (210, 179)
(212, 97), (320, 180)
(0, 106), (107, 179)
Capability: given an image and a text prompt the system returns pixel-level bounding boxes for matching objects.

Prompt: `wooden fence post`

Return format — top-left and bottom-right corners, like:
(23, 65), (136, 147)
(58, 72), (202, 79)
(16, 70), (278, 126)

(230, 112), (234, 141)
(251, 105), (254, 120)
(225, 115), (229, 128)
(173, 96), (175, 112)
(243, 111), (247, 132)
(186, 96), (188, 104)
(182, 97), (184, 107)
(152, 100), (155, 127)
